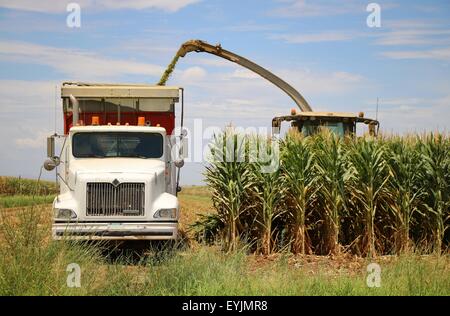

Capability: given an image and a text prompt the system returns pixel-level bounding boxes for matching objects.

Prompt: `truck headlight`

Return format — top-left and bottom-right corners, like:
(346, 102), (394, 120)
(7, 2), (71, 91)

(54, 209), (77, 219)
(154, 208), (177, 219)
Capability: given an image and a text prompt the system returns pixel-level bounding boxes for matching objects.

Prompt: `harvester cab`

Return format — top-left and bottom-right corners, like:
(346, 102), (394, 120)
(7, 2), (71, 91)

(272, 110), (380, 137)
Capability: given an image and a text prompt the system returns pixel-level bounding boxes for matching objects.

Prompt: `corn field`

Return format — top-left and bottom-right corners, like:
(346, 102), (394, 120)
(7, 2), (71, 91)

(193, 130), (450, 257)
(0, 177), (58, 196)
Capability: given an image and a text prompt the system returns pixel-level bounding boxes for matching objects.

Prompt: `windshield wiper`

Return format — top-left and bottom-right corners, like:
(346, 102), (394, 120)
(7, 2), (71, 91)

(126, 154), (148, 159)
(76, 154), (105, 158)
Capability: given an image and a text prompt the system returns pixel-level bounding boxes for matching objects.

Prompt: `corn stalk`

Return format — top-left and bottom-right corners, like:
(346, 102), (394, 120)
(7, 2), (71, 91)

(348, 138), (390, 257)
(420, 134), (449, 254)
(241, 135), (284, 254)
(281, 131), (317, 254)
(315, 132), (350, 255)
(386, 137), (424, 253)
(205, 131), (251, 252)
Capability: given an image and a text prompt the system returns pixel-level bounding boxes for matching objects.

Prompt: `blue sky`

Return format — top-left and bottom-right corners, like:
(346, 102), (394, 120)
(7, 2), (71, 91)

(0, 0), (449, 184)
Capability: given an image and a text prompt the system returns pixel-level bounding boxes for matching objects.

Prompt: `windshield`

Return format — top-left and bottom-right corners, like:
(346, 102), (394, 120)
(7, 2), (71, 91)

(72, 132), (163, 158)
(300, 121), (354, 137)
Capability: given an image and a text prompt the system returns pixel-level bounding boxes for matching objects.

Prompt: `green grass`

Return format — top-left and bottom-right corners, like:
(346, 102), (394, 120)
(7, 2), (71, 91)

(119, 248), (449, 296)
(0, 180), (448, 296)
(0, 195), (55, 208)
(0, 207), (448, 296)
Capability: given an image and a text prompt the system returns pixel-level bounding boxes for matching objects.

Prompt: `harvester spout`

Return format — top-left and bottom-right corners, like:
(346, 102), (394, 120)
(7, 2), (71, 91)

(158, 39), (313, 112)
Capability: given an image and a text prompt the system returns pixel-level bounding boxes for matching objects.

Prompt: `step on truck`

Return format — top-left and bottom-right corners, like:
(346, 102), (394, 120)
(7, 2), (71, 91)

(44, 82), (187, 241)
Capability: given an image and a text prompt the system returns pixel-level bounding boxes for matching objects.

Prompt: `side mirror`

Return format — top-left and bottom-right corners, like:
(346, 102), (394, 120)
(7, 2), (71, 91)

(180, 137), (188, 159)
(170, 130), (188, 167)
(44, 157), (60, 171)
(47, 136), (55, 158)
(174, 159), (184, 168)
(44, 136), (60, 171)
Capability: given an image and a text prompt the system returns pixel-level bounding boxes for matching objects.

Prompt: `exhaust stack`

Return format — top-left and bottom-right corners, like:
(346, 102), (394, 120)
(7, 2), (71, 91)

(69, 94), (79, 126)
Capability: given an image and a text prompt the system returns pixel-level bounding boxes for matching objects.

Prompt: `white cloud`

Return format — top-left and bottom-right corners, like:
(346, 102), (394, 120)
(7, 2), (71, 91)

(0, 80), (58, 112)
(272, 0), (399, 17)
(380, 47), (450, 61)
(0, 0), (200, 13)
(185, 56), (235, 68)
(268, 18), (450, 64)
(180, 66), (207, 81)
(271, 31), (358, 44)
(185, 100), (280, 121)
(122, 41), (177, 56)
(15, 130), (52, 149)
(92, 0), (201, 12)
(362, 95), (450, 133)
(371, 97), (423, 107)
(0, 40), (164, 80)
(374, 20), (450, 46)
(373, 19), (450, 61)
(278, 69), (364, 95)
(224, 22), (284, 33)
(229, 69), (260, 79)
(168, 62), (366, 121)
(0, 0), (75, 13)
(0, 80), (64, 142)
(269, 19), (450, 48)
(271, 0), (364, 17)
(435, 95), (450, 107)
(0, 79), (64, 178)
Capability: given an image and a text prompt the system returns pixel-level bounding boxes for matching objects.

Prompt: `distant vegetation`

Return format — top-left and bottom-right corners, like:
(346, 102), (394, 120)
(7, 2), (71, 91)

(195, 130), (450, 257)
(0, 176), (58, 196)
(0, 177), (57, 208)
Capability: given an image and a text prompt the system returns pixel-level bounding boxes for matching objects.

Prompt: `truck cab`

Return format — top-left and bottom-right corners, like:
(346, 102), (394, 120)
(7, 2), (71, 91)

(45, 83), (186, 240)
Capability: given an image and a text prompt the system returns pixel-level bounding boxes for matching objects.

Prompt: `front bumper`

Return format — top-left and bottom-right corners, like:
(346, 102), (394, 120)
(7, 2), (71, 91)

(52, 221), (178, 240)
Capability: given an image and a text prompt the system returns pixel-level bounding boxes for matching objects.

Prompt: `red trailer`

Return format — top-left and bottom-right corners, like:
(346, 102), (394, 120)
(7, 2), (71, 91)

(61, 82), (183, 135)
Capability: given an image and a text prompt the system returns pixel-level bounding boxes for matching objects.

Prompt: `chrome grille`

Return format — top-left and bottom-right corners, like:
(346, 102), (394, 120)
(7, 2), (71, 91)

(86, 182), (145, 216)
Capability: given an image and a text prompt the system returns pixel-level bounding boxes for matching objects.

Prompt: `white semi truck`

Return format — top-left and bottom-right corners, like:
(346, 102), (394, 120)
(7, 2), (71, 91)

(44, 82), (186, 241)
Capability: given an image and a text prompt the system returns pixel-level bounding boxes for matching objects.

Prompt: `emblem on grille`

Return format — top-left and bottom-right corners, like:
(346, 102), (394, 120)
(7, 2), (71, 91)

(112, 179), (120, 187)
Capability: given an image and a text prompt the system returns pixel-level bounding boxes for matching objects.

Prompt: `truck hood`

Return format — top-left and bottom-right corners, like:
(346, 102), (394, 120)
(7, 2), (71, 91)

(70, 158), (165, 174)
